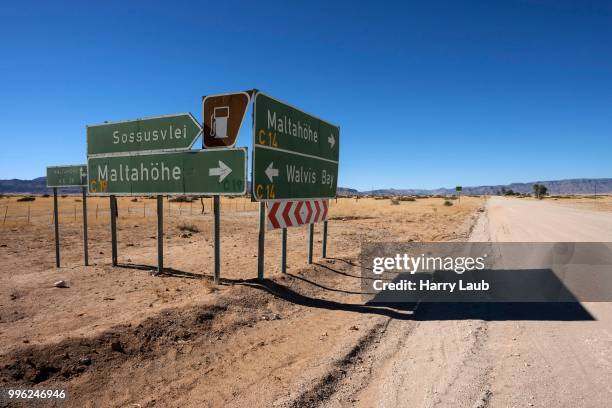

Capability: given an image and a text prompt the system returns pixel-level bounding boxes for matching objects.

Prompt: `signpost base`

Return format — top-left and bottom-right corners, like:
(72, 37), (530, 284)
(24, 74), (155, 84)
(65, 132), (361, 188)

(213, 196), (220, 284)
(53, 187), (60, 268)
(308, 223), (314, 264)
(281, 228), (287, 273)
(110, 195), (118, 267)
(82, 187), (89, 266)
(157, 195), (163, 274)
(322, 220), (328, 258)
(257, 202), (265, 281)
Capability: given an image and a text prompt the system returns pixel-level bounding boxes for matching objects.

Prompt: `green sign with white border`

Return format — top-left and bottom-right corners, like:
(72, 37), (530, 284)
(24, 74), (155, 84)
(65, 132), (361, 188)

(88, 148), (247, 196)
(87, 113), (202, 157)
(252, 92), (339, 201)
(47, 165), (87, 187)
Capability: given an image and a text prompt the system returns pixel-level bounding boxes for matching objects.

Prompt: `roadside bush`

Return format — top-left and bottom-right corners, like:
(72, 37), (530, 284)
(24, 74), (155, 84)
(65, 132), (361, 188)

(17, 196), (35, 202)
(178, 222), (200, 233)
(398, 196), (416, 202)
(390, 198), (400, 205)
(169, 196), (194, 203)
(42, 194), (50, 198)
(443, 200), (453, 206)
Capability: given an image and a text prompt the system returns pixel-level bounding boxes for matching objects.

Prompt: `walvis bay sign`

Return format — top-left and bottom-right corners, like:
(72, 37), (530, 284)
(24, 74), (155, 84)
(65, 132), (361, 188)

(87, 113), (202, 157)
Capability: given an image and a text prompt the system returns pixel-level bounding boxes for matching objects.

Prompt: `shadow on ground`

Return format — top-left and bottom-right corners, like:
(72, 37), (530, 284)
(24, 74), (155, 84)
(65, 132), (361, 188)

(118, 260), (595, 322)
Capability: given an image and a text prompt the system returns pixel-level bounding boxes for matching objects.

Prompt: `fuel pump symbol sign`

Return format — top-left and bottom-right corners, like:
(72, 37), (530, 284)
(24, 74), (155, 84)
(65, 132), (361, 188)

(211, 106), (229, 139)
(203, 91), (250, 148)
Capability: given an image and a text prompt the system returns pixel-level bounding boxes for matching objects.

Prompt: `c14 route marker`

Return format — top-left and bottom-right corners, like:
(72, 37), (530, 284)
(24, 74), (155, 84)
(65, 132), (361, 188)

(88, 148), (246, 195)
(253, 92), (339, 201)
(47, 165), (88, 187)
(87, 113), (202, 157)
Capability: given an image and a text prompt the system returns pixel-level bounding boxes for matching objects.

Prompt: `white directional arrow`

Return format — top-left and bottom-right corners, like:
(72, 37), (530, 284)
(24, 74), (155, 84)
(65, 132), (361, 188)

(328, 134), (336, 149)
(265, 162), (279, 183)
(209, 160), (232, 182)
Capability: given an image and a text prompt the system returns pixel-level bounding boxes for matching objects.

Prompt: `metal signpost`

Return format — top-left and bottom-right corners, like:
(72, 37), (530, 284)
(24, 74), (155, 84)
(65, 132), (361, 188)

(87, 147), (247, 275)
(203, 92), (250, 148)
(46, 165), (88, 267)
(79, 92), (339, 283)
(252, 92), (339, 279)
(456, 185), (462, 203)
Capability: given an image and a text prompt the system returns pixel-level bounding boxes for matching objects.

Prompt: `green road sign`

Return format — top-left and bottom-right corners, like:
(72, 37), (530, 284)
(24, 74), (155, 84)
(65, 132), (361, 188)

(88, 148), (247, 196)
(252, 92), (339, 201)
(87, 113), (202, 157)
(47, 165), (87, 187)
(456, 186), (462, 192)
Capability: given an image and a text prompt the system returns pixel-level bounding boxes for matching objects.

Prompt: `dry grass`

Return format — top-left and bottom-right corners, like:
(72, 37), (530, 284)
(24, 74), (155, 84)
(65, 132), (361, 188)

(0, 195), (485, 233)
(541, 194), (612, 213)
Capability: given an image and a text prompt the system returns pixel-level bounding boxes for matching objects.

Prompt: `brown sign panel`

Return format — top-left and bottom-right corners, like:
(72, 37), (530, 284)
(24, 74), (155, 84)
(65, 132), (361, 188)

(202, 91), (250, 148)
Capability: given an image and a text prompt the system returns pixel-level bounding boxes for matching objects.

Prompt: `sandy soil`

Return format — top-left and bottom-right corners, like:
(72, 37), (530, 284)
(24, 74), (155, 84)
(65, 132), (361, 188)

(0, 196), (482, 407)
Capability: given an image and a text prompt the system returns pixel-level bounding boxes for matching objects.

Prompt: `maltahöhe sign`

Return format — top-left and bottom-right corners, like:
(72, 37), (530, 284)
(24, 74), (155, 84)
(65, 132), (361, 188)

(47, 165), (88, 187)
(87, 113), (202, 157)
(87, 148), (247, 195)
(252, 92), (339, 201)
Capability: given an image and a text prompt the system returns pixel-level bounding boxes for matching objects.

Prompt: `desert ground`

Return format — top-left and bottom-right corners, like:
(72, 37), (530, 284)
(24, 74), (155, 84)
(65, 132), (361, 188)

(1, 194), (611, 407)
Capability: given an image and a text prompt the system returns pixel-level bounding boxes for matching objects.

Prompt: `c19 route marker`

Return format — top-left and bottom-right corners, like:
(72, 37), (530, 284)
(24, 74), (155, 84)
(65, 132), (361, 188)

(87, 148), (247, 196)
(252, 92), (339, 201)
(46, 165), (88, 187)
(203, 91), (250, 148)
(87, 113), (202, 157)
(267, 199), (329, 230)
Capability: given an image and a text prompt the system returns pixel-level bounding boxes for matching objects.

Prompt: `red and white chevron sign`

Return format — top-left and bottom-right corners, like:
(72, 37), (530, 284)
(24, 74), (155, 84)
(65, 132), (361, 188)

(267, 200), (329, 230)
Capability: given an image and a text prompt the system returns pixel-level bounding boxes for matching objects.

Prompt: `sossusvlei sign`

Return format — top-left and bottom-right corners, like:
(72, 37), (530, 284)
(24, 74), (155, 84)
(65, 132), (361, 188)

(87, 113), (202, 156)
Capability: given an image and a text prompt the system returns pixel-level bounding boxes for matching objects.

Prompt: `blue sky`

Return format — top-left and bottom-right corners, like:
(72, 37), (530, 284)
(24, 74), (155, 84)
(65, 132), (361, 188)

(1, 0), (611, 190)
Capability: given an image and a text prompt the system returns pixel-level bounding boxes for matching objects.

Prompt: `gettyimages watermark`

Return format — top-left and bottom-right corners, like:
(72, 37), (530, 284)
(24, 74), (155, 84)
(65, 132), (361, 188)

(361, 242), (612, 303)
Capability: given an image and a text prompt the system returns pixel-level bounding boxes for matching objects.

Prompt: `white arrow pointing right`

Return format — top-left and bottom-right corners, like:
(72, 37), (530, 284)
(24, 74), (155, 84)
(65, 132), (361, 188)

(328, 134), (336, 149)
(209, 160), (232, 182)
(265, 162), (279, 183)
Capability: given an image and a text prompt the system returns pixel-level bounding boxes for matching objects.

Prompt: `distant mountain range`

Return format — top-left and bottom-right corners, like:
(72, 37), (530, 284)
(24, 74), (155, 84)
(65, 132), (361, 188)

(342, 178), (612, 196)
(0, 177), (69, 194)
(1, 177), (611, 196)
